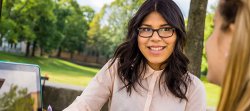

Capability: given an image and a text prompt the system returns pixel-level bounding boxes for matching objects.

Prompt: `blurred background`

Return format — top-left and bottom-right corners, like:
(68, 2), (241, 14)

(0, 0), (219, 110)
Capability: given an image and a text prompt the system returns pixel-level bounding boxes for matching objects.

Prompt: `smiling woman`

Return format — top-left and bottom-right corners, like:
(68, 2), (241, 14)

(137, 12), (177, 70)
(64, 0), (206, 111)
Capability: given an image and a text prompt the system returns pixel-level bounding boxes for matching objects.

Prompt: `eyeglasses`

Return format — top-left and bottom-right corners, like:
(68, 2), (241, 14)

(137, 27), (175, 38)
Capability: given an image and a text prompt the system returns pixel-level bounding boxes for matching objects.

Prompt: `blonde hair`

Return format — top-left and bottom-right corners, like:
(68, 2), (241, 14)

(217, 0), (250, 110)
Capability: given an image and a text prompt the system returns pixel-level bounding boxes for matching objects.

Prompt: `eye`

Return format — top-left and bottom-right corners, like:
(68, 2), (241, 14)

(139, 28), (152, 32)
(159, 27), (172, 32)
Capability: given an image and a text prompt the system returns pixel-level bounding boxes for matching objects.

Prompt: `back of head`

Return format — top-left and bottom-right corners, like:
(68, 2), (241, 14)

(218, 0), (250, 110)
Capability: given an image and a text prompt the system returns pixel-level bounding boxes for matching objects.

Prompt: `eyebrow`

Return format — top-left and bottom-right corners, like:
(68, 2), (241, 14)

(140, 24), (171, 27)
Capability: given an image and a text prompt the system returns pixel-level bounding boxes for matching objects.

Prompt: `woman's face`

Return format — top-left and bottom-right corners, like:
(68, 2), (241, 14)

(138, 11), (177, 70)
(206, 8), (234, 85)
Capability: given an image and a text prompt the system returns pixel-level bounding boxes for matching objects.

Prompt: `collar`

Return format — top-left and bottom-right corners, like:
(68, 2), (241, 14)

(143, 64), (163, 79)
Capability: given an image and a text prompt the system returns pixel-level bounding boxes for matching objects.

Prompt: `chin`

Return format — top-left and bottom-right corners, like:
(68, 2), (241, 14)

(147, 59), (165, 65)
(146, 58), (167, 69)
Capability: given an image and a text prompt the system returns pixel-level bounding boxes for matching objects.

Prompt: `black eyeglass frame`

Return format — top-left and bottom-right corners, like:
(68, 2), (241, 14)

(137, 27), (175, 38)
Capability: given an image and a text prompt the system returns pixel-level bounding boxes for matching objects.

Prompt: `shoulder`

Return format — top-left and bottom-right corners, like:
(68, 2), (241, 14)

(105, 58), (119, 73)
(186, 72), (206, 97)
(90, 59), (119, 90)
(187, 73), (204, 87)
(185, 73), (207, 110)
(97, 58), (119, 79)
(98, 58), (118, 71)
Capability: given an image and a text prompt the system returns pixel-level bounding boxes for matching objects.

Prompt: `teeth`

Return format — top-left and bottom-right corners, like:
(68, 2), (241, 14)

(150, 47), (164, 51)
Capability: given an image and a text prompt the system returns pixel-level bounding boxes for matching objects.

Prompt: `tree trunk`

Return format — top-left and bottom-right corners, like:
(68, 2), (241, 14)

(57, 47), (62, 58)
(31, 40), (37, 57)
(40, 47), (44, 56)
(10, 43), (13, 48)
(25, 41), (31, 57)
(106, 54), (109, 62)
(0, 0), (3, 20)
(0, 35), (2, 46)
(185, 0), (208, 78)
(70, 52), (74, 59)
(96, 51), (99, 64)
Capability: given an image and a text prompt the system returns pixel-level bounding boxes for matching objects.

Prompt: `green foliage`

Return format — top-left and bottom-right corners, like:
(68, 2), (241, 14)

(81, 6), (95, 23)
(0, 0), (145, 59)
(87, 0), (144, 59)
(53, 0), (95, 55)
(200, 75), (221, 107)
(0, 18), (18, 43)
(0, 85), (34, 111)
(0, 0), (95, 56)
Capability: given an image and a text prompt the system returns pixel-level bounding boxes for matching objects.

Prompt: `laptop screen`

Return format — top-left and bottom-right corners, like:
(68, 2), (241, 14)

(0, 62), (42, 111)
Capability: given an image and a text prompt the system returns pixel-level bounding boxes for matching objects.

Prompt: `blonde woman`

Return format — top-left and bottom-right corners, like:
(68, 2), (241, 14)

(206, 0), (250, 110)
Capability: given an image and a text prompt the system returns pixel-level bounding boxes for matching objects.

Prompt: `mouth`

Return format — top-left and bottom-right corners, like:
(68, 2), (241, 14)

(147, 46), (166, 55)
(147, 46), (166, 51)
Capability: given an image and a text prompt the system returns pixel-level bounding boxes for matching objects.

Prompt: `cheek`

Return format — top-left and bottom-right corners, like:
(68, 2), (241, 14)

(137, 37), (145, 49)
(137, 37), (148, 55)
(206, 28), (221, 60)
(164, 36), (177, 50)
(205, 30), (226, 85)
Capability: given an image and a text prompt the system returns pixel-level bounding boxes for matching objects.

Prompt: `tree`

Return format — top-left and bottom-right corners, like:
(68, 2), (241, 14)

(0, 0), (94, 58)
(185, 0), (208, 77)
(0, 0), (38, 56)
(57, 0), (94, 59)
(87, 5), (106, 62)
(87, 0), (144, 62)
(0, 0), (22, 49)
(24, 0), (57, 56)
(0, 0), (3, 20)
(53, 2), (71, 57)
(0, 0), (2, 46)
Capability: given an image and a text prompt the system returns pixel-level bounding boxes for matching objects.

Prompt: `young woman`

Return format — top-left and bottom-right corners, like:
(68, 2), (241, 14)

(206, 0), (250, 110)
(64, 0), (206, 111)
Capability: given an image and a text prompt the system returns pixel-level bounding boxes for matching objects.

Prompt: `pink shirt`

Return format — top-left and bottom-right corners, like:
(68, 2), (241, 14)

(63, 60), (206, 111)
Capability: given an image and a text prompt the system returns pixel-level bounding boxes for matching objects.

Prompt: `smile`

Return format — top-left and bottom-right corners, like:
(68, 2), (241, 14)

(147, 46), (166, 51)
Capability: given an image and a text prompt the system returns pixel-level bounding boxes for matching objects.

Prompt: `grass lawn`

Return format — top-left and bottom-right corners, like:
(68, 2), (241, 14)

(0, 51), (99, 86)
(201, 75), (221, 107)
(0, 51), (220, 107)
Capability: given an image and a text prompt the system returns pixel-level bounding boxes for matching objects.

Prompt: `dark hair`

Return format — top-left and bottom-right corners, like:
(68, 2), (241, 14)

(110, 0), (190, 101)
(219, 0), (242, 30)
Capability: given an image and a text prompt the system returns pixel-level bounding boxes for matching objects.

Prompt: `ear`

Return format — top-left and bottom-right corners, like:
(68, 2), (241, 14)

(223, 23), (235, 41)
(223, 23), (235, 57)
(228, 23), (236, 35)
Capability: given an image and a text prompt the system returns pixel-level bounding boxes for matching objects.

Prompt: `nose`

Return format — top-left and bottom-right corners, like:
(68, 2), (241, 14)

(150, 31), (161, 41)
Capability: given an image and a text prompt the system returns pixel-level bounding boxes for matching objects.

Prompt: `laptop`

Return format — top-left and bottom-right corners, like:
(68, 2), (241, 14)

(0, 62), (42, 111)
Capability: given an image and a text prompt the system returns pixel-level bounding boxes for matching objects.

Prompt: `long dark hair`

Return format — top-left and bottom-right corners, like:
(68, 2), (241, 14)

(110, 0), (190, 101)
